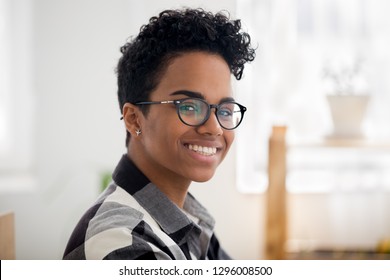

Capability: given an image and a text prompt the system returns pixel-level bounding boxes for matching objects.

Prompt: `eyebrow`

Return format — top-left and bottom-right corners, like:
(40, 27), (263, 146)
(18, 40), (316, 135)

(170, 90), (204, 99)
(170, 90), (235, 103)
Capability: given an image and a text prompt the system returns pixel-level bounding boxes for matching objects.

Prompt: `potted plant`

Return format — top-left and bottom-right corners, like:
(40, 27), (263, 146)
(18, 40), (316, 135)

(322, 58), (370, 138)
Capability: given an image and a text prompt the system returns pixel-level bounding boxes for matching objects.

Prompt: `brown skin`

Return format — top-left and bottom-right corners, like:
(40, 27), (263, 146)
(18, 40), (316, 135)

(122, 51), (235, 208)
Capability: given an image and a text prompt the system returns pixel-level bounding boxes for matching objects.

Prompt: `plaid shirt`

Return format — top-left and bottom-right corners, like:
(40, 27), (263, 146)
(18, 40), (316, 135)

(63, 155), (230, 260)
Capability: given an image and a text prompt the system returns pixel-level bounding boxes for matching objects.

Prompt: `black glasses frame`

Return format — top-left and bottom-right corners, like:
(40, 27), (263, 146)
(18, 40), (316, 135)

(135, 98), (247, 130)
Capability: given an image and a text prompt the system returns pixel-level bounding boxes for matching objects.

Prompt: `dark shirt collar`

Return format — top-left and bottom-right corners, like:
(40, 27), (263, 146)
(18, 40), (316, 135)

(112, 154), (150, 195)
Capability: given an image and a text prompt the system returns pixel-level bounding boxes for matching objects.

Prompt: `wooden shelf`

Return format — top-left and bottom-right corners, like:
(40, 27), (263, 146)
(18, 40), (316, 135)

(290, 137), (390, 149)
(287, 249), (390, 260)
(265, 127), (390, 258)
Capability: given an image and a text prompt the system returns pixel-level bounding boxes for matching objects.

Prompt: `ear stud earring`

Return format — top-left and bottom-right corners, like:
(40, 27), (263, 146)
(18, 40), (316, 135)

(135, 129), (142, 136)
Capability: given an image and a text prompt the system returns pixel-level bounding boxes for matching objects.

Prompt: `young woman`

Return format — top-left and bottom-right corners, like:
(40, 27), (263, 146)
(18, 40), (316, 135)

(63, 8), (255, 260)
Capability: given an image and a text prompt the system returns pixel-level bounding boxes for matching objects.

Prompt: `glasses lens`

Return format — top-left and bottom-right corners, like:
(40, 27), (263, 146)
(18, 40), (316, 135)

(217, 102), (243, 129)
(177, 99), (208, 126)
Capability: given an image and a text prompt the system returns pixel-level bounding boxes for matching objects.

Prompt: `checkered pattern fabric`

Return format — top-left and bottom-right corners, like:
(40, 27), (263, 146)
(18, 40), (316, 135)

(63, 155), (230, 260)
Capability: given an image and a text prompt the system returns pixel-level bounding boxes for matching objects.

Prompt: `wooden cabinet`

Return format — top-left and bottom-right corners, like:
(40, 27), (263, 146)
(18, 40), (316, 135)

(265, 127), (390, 259)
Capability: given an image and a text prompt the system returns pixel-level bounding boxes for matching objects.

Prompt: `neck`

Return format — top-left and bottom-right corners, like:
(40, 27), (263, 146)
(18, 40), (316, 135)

(127, 145), (191, 209)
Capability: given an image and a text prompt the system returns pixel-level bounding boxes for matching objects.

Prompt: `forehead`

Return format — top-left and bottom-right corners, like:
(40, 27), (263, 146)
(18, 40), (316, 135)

(151, 51), (232, 102)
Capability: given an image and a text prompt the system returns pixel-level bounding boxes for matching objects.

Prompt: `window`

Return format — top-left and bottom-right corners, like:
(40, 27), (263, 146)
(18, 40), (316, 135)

(236, 0), (390, 193)
(0, 0), (35, 192)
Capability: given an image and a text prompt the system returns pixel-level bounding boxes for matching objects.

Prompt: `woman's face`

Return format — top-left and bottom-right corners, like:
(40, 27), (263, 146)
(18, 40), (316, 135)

(136, 52), (235, 184)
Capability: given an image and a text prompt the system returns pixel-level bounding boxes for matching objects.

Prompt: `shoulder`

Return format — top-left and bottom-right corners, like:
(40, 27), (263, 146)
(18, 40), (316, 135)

(64, 184), (179, 260)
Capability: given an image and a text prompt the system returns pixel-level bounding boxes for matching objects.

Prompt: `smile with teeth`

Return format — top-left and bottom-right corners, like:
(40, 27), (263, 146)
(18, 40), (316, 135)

(186, 144), (217, 156)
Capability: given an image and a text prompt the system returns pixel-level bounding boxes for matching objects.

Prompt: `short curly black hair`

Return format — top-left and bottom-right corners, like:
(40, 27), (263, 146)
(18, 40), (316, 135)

(117, 8), (256, 145)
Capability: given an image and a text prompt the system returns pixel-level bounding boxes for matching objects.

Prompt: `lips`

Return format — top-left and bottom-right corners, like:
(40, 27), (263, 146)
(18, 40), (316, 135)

(185, 144), (218, 156)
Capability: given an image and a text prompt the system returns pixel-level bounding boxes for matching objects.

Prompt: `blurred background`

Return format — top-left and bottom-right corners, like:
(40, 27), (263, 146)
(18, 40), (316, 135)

(1, 0), (390, 259)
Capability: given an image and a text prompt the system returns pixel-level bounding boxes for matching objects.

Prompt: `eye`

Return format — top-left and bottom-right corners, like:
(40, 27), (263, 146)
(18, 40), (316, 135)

(218, 109), (233, 117)
(218, 103), (235, 118)
(178, 103), (199, 115)
(180, 104), (195, 111)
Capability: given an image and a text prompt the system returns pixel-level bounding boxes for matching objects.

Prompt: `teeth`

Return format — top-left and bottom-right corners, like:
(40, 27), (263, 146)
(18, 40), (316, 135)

(188, 144), (217, 156)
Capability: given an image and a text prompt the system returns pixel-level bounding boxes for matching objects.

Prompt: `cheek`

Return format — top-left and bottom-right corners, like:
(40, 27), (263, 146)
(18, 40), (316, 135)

(143, 111), (184, 147)
(221, 131), (235, 160)
(143, 109), (170, 134)
(225, 131), (235, 149)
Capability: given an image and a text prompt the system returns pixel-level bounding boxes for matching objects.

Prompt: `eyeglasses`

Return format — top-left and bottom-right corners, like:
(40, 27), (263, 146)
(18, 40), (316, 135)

(135, 98), (247, 130)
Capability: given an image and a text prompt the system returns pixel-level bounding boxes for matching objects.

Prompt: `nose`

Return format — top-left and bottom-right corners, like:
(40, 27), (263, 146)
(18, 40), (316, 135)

(196, 109), (223, 136)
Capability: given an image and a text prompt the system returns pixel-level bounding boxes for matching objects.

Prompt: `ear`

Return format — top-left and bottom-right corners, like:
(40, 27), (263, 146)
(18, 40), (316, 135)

(122, 103), (142, 137)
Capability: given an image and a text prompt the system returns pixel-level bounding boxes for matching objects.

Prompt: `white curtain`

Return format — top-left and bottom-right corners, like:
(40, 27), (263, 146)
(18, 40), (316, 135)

(236, 0), (390, 193)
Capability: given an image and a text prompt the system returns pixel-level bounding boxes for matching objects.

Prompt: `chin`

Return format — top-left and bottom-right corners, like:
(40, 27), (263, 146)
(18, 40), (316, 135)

(190, 172), (216, 183)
